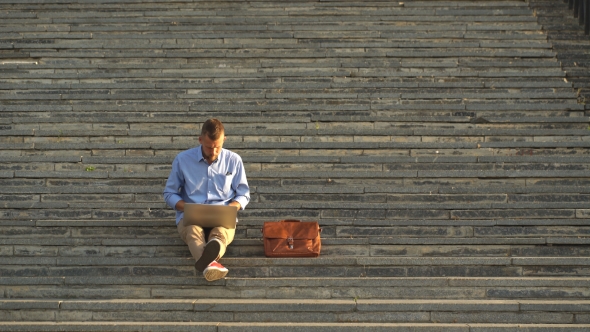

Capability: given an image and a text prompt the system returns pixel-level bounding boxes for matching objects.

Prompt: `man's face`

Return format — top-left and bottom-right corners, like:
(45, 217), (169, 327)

(199, 133), (225, 163)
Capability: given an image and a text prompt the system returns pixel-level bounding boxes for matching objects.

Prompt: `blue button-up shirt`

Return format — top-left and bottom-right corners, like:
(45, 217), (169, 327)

(163, 146), (250, 225)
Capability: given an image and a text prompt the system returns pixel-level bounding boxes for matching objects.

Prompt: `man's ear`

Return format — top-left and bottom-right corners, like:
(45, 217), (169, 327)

(198, 136), (202, 144)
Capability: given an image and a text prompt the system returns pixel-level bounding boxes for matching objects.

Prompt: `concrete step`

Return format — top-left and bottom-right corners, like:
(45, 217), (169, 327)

(0, 77), (570, 85)
(5, 155), (590, 165)
(0, 256), (589, 279)
(3, 242), (590, 259)
(2, 126), (589, 141)
(6, 114), (587, 125)
(4, 275), (588, 288)
(1, 222), (590, 239)
(7, 192), (590, 205)
(0, 299), (589, 324)
(6, 168), (590, 179)
(6, 184), (590, 195)
(1, 322), (590, 332)
(5, 207), (589, 221)
(1, 276), (590, 300)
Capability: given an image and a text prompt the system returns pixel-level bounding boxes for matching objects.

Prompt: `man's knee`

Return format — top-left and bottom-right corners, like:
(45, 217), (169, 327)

(210, 227), (234, 246)
(178, 219), (202, 237)
(184, 225), (205, 240)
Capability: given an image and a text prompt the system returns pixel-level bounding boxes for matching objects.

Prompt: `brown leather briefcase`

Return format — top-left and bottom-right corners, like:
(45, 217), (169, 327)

(262, 220), (321, 257)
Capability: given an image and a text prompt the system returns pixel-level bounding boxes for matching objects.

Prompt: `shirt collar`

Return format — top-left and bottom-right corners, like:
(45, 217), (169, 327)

(197, 145), (220, 164)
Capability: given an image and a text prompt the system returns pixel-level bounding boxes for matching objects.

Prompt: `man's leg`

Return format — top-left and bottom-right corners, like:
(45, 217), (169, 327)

(201, 226), (236, 281)
(195, 226), (235, 272)
(176, 218), (206, 261)
(208, 226), (236, 259)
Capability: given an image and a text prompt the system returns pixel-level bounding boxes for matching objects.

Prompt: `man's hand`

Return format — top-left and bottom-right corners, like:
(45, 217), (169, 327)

(229, 201), (241, 210)
(175, 200), (185, 212)
(177, 200), (240, 211)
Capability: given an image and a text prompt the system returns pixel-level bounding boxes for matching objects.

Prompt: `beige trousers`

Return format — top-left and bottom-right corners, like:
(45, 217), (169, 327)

(177, 218), (235, 261)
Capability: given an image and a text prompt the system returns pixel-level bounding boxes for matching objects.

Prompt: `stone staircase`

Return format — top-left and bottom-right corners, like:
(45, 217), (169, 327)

(1, 0), (590, 330)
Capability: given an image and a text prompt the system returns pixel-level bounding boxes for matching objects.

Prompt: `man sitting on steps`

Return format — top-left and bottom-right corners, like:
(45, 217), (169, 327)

(163, 118), (250, 281)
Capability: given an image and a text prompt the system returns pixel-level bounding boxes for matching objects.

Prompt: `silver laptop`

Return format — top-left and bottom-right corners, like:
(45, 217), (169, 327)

(183, 203), (237, 229)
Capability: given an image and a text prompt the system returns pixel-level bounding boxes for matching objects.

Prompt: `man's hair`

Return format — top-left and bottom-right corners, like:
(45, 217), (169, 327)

(201, 118), (225, 140)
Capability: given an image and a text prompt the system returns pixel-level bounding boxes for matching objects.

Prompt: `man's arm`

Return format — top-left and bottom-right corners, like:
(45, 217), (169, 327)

(231, 156), (250, 210)
(163, 157), (185, 211)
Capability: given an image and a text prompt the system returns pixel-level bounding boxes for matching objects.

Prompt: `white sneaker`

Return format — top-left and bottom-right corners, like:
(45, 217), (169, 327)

(203, 260), (228, 281)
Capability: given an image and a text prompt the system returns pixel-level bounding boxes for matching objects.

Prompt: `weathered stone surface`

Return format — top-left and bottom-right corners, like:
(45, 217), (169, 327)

(432, 312), (574, 324)
(337, 226), (472, 238)
(337, 284), (483, 301)
(474, 226), (590, 237)
(368, 237), (545, 245)
(487, 288), (590, 299)
(370, 245), (510, 257)
(357, 300), (519, 312)
(451, 209), (576, 220)
(405, 266), (522, 278)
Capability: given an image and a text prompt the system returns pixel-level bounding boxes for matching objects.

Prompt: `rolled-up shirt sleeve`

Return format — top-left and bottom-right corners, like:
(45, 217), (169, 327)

(232, 156), (250, 210)
(163, 156), (184, 210)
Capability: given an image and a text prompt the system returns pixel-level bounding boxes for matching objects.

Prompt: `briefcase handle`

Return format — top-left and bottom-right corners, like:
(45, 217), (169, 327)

(280, 220), (321, 232)
(261, 220), (322, 233)
(260, 220), (300, 233)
